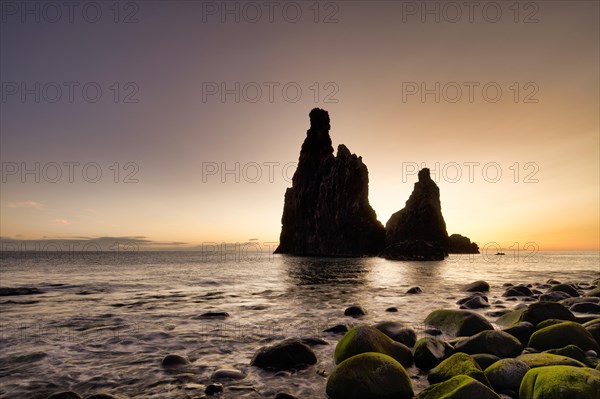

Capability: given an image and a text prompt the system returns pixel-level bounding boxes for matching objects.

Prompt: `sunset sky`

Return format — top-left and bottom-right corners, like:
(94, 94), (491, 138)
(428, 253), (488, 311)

(1, 1), (598, 251)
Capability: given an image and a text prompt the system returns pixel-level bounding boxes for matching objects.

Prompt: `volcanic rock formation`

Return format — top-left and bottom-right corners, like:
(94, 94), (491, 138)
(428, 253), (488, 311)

(274, 108), (385, 256)
(383, 168), (449, 260)
(448, 234), (480, 254)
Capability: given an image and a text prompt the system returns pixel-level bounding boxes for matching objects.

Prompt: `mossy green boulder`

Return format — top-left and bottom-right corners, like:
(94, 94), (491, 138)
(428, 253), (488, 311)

(453, 330), (522, 358)
(334, 325), (413, 367)
(518, 302), (576, 327)
(528, 321), (600, 352)
(428, 353), (489, 386)
(326, 352), (414, 399)
(416, 375), (500, 399)
(519, 365), (600, 399)
(516, 353), (586, 368)
(536, 318), (570, 330)
(544, 344), (586, 363)
(424, 309), (493, 337)
(484, 358), (530, 391)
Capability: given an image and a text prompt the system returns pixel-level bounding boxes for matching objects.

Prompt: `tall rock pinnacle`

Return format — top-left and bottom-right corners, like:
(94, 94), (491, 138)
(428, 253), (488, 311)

(274, 108), (385, 256)
(383, 168), (449, 260)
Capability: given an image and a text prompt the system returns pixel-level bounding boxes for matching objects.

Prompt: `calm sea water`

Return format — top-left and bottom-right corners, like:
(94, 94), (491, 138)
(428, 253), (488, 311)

(0, 250), (598, 398)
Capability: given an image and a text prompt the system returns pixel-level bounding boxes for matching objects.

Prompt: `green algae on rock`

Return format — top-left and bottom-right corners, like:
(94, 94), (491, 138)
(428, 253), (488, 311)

(516, 353), (586, 368)
(416, 375), (500, 399)
(428, 352), (489, 386)
(334, 325), (413, 368)
(519, 365), (600, 399)
(326, 352), (414, 399)
(528, 321), (600, 352)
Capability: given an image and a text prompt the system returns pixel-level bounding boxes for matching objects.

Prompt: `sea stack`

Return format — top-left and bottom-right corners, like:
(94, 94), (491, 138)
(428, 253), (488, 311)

(448, 234), (480, 254)
(383, 168), (449, 260)
(274, 108), (385, 256)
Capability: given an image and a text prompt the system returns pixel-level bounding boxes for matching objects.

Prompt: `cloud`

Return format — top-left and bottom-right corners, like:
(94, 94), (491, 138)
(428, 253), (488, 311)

(6, 201), (42, 209)
(0, 236), (189, 251)
(55, 219), (71, 225)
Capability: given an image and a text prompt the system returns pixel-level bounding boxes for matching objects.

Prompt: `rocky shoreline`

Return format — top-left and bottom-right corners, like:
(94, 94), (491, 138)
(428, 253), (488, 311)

(41, 276), (600, 398)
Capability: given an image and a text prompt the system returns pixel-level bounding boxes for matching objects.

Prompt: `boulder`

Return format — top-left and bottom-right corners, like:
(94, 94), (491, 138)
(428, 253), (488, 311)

(519, 302), (576, 327)
(516, 353), (586, 368)
(334, 325), (413, 368)
(326, 352), (414, 399)
(383, 168), (449, 260)
(519, 365), (600, 399)
(324, 324), (348, 334)
(416, 375), (500, 399)
(536, 318), (570, 330)
(463, 280), (490, 292)
(528, 321), (600, 352)
(539, 291), (571, 302)
(571, 302), (600, 314)
(211, 368), (246, 380)
(503, 285), (533, 297)
(344, 305), (366, 317)
(204, 383), (223, 395)
(413, 337), (454, 371)
(250, 339), (317, 370)
(457, 293), (488, 305)
(373, 321), (417, 347)
(198, 311), (230, 319)
(274, 108), (385, 256)
(460, 296), (490, 309)
(484, 358), (530, 392)
(424, 309), (494, 337)
(503, 321), (535, 344)
(454, 330), (522, 358)
(428, 353), (489, 386)
(161, 354), (190, 367)
(544, 345), (586, 363)
(472, 354), (501, 370)
(547, 283), (580, 297)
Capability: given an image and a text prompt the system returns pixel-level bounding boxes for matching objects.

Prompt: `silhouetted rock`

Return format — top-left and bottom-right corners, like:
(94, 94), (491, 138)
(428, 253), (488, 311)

(449, 234), (480, 254)
(383, 168), (449, 260)
(275, 108), (385, 256)
(251, 339), (317, 370)
(161, 354), (190, 367)
(344, 305), (366, 317)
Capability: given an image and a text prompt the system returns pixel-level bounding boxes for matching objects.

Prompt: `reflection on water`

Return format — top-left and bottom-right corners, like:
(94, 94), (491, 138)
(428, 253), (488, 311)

(282, 256), (371, 286)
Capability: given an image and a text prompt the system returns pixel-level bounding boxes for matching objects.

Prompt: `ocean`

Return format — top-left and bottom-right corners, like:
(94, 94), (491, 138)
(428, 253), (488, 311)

(0, 250), (598, 398)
